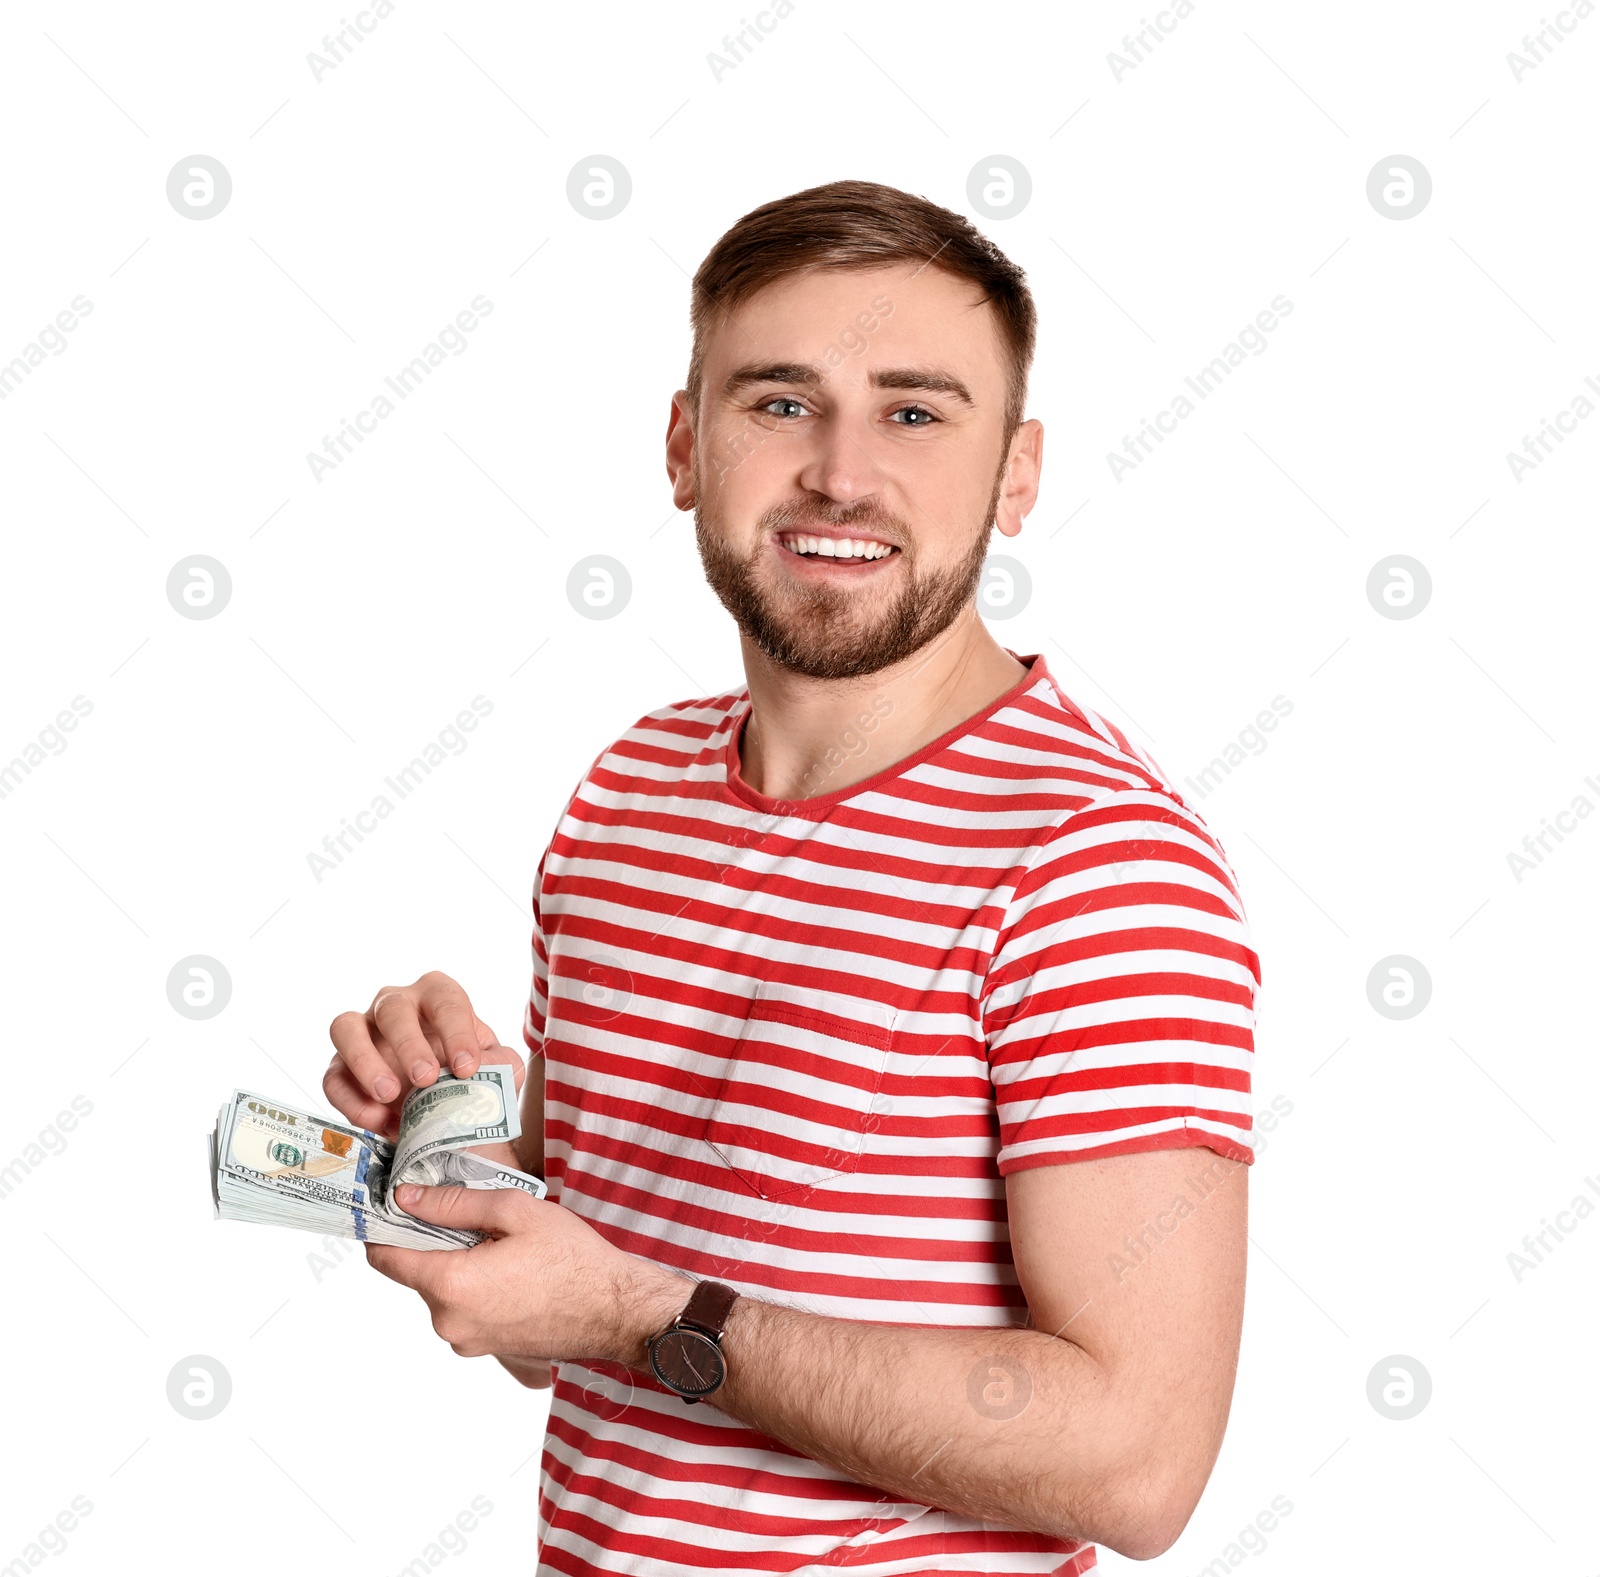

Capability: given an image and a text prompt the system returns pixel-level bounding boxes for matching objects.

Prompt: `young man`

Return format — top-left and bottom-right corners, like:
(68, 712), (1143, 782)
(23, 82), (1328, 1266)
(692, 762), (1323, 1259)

(328, 180), (1259, 1575)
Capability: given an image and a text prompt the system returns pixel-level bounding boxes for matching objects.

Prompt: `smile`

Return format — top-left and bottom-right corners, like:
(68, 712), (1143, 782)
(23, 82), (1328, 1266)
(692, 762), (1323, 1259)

(776, 533), (898, 561)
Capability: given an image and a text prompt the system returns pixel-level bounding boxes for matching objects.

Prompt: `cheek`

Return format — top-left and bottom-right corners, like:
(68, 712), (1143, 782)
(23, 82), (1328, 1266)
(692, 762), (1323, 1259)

(896, 438), (1000, 525)
(703, 414), (788, 484)
(703, 432), (807, 534)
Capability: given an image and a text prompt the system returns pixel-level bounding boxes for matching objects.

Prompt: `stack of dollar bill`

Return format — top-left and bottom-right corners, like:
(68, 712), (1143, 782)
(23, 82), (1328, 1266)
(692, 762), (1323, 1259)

(210, 1065), (546, 1250)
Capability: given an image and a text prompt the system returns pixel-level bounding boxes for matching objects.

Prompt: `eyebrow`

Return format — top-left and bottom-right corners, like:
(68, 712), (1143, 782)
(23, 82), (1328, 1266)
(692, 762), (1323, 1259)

(720, 362), (975, 407)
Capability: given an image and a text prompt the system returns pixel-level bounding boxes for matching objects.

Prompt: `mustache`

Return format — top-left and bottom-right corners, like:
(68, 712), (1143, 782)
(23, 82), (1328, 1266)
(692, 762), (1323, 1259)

(757, 497), (908, 547)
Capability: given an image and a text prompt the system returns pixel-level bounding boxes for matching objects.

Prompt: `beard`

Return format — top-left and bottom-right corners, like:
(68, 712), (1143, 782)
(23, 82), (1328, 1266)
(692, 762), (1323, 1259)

(693, 456), (1008, 682)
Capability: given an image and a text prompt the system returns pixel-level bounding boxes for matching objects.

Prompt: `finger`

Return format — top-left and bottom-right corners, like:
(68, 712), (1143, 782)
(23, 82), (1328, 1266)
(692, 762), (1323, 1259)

(322, 1059), (397, 1136)
(482, 1042), (526, 1093)
(394, 1183), (527, 1237)
(416, 972), (486, 1077)
(363, 1241), (444, 1291)
(329, 1010), (405, 1105)
(370, 988), (440, 1088)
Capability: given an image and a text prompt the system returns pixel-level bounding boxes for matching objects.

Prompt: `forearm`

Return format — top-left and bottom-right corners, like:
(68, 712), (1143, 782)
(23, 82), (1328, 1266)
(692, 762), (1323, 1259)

(625, 1287), (1165, 1556)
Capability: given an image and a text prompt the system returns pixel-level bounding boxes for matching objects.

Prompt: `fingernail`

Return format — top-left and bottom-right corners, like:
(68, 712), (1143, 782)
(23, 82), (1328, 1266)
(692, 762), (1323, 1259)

(451, 1053), (473, 1074)
(396, 1184), (422, 1206)
(411, 1060), (434, 1083)
(375, 1076), (400, 1101)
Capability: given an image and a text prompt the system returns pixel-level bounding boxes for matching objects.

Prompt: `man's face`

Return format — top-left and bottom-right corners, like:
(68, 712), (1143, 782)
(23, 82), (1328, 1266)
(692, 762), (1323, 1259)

(675, 263), (1029, 681)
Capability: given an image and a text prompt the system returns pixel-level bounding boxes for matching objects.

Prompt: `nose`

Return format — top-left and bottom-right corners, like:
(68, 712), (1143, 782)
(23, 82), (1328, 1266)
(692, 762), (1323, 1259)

(795, 415), (888, 509)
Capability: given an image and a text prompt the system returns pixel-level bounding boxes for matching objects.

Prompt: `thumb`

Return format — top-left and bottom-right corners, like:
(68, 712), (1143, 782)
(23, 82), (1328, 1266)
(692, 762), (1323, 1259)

(394, 1182), (523, 1236)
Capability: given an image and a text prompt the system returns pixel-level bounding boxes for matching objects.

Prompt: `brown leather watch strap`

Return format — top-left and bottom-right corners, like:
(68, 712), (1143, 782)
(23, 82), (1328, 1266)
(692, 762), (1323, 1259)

(677, 1279), (739, 1338)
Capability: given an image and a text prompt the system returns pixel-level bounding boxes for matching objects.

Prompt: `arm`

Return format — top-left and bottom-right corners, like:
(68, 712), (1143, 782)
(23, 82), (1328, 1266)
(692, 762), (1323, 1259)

(697, 1143), (1247, 1558)
(371, 1139), (1247, 1560)
(367, 801), (1252, 1544)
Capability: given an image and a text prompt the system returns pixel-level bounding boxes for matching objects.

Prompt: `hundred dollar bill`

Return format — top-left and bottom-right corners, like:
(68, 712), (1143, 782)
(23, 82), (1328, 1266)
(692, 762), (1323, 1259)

(211, 1065), (546, 1251)
(391, 1065), (522, 1189)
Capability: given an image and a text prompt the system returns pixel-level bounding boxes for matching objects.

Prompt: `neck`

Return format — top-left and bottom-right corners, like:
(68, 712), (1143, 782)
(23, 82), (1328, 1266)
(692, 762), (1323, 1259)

(737, 608), (1029, 804)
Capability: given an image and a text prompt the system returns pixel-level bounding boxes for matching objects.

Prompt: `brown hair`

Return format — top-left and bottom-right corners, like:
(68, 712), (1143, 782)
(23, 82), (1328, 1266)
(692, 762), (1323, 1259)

(685, 179), (1037, 442)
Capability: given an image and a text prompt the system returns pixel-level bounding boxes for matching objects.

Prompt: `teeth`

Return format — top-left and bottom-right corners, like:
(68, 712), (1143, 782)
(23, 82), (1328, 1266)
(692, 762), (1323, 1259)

(780, 533), (894, 560)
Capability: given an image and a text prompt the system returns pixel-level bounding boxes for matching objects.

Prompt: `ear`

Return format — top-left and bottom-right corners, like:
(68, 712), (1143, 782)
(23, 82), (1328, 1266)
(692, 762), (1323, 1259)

(665, 390), (696, 511)
(994, 418), (1043, 540)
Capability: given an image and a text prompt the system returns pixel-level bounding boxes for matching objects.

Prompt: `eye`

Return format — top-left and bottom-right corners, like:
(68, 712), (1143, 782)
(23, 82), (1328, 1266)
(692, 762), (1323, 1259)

(889, 405), (939, 426)
(758, 396), (809, 419)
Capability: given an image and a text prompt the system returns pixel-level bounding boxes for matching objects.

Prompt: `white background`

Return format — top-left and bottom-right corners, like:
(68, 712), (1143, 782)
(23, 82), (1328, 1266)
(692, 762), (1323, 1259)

(1, 1), (1595, 1573)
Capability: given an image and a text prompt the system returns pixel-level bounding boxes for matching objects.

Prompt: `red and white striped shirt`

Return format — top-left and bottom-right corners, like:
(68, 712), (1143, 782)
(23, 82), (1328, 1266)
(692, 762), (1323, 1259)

(524, 654), (1258, 1576)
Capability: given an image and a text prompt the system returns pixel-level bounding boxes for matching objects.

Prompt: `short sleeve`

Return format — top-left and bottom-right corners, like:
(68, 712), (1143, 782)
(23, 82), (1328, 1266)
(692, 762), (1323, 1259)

(982, 788), (1259, 1173)
(523, 844), (552, 1061)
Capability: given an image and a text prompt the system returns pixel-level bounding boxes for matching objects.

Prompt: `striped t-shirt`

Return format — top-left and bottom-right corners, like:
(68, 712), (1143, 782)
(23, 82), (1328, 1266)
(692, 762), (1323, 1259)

(523, 654), (1258, 1576)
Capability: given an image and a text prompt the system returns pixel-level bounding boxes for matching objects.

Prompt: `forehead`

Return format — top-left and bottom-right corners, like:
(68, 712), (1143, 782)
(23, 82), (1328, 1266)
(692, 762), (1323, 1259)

(704, 263), (1006, 392)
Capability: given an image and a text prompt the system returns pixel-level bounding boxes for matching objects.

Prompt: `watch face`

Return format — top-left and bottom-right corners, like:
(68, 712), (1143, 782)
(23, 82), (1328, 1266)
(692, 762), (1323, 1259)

(649, 1329), (725, 1397)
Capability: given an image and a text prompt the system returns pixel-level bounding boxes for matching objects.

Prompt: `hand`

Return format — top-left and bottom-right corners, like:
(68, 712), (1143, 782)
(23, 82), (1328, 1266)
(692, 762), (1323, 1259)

(364, 1184), (688, 1372)
(325, 971), (521, 1142)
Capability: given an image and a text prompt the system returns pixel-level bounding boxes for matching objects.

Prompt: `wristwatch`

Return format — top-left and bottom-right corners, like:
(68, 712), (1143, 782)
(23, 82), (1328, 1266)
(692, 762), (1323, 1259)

(647, 1280), (740, 1404)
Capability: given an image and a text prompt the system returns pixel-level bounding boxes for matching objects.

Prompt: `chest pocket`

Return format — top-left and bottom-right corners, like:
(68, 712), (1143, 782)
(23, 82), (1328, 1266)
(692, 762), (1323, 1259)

(703, 979), (896, 1201)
